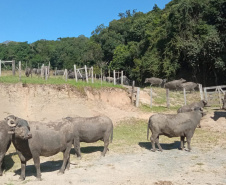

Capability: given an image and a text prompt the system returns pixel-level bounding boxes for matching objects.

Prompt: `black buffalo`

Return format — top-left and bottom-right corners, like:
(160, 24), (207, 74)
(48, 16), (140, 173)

(68, 71), (86, 80)
(6, 115), (74, 181)
(179, 82), (199, 92)
(25, 68), (32, 77)
(177, 100), (208, 113)
(164, 78), (186, 91)
(116, 76), (130, 85)
(0, 120), (11, 176)
(65, 116), (113, 158)
(147, 107), (205, 152)
(145, 77), (166, 87)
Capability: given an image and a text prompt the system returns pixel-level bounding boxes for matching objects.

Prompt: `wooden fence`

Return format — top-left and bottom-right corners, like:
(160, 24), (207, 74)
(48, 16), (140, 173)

(0, 60), (16, 76)
(203, 85), (226, 107)
(131, 81), (204, 108)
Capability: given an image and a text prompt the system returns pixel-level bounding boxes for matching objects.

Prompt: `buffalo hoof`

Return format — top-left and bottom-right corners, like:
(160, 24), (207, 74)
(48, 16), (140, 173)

(36, 177), (42, 181)
(57, 171), (64, 176)
(19, 176), (25, 181)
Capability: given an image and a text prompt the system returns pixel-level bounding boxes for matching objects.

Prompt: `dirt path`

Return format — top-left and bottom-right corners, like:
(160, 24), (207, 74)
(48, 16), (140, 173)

(2, 144), (226, 185)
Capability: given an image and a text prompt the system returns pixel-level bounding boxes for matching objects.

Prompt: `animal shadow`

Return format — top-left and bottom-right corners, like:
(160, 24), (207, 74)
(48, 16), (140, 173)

(14, 160), (63, 177)
(211, 111), (226, 121)
(70, 146), (104, 155)
(3, 152), (16, 172)
(139, 141), (181, 151)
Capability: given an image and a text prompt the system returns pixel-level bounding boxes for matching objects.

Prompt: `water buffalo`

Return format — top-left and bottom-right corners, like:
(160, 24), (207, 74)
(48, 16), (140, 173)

(164, 78), (186, 91)
(147, 107), (205, 152)
(33, 68), (41, 75)
(179, 82), (199, 92)
(116, 76), (130, 85)
(6, 115), (74, 181)
(25, 68), (32, 77)
(145, 77), (166, 87)
(177, 100), (208, 128)
(106, 77), (114, 83)
(0, 120), (12, 176)
(65, 116), (113, 158)
(222, 94), (226, 110)
(177, 100), (208, 113)
(54, 70), (65, 76)
(68, 71), (86, 80)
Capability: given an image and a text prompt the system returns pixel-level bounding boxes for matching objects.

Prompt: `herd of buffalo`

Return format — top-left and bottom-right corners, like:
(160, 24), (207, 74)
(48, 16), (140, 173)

(0, 77), (226, 181)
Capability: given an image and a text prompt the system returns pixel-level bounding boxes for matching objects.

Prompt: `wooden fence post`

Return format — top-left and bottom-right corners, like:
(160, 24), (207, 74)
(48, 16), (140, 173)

(12, 60), (15, 76)
(131, 81), (135, 104)
(65, 69), (68, 82)
(55, 67), (57, 76)
(0, 60), (1, 77)
(121, 71), (123, 85)
(91, 66), (94, 83)
(204, 88), (208, 102)
(150, 87), (153, 108)
(183, 88), (187, 105)
(166, 89), (170, 108)
(19, 61), (21, 81)
(45, 67), (48, 81)
(136, 87), (140, 107)
(101, 68), (102, 86)
(74, 65), (77, 82)
(41, 64), (44, 78)
(199, 84), (204, 100)
(85, 65), (88, 83)
(113, 70), (116, 85)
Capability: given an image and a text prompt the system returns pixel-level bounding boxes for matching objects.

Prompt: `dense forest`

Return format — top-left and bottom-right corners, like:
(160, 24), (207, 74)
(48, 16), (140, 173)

(0, 0), (225, 86)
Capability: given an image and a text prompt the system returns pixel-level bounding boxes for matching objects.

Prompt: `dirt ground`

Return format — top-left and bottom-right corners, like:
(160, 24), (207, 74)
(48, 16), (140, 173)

(0, 84), (226, 185)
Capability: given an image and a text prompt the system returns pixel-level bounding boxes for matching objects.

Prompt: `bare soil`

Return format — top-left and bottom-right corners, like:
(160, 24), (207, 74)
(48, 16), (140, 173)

(0, 83), (226, 185)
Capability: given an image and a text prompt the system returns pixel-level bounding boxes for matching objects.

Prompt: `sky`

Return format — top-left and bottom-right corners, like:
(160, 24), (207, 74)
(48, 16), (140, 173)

(0, 0), (172, 44)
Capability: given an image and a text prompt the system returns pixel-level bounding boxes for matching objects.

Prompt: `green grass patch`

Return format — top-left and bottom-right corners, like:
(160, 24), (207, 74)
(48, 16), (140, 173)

(0, 75), (123, 90)
(140, 104), (180, 113)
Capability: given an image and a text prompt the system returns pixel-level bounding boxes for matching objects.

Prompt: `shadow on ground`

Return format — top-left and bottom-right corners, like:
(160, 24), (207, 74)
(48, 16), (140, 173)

(14, 160), (63, 178)
(211, 111), (226, 121)
(139, 141), (181, 151)
(70, 146), (104, 155)
(3, 152), (16, 172)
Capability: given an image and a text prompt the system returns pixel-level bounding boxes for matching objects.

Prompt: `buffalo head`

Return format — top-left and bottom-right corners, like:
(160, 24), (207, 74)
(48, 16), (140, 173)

(5, 115), (32, 140)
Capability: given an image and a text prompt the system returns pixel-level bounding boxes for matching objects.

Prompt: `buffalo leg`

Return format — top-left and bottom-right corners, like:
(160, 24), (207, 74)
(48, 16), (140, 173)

(66, 155), (70, 170)
(32, 153), (42, 181)
(17, 150), (27, 180)
(180, 136), (185, 150)
(0, 153), (4, 176)
(102, 136), (110, 156)
(155, 136), (162, 152)
(59, 142), (72, 174)
(74, 139), (81, 158)
(186, 132), (194, 152)
(150, 134), (158, 152)
(186, 136), (192, 152)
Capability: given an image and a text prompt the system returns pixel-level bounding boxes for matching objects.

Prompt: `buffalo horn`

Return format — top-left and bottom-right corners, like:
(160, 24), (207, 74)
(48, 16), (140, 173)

(7, 117), (17, 127)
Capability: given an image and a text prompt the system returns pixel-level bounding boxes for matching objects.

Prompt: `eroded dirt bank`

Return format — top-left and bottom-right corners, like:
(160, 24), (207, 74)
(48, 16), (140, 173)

(0, 83), (147, 123)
